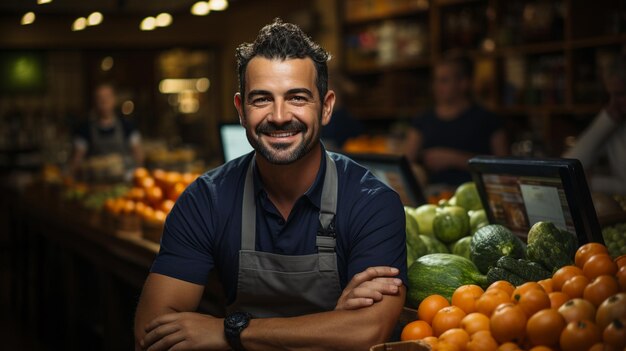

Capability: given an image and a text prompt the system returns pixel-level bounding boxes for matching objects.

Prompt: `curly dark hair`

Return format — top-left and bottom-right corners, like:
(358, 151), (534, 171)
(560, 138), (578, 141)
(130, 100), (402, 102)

(236, 18), (331, 101)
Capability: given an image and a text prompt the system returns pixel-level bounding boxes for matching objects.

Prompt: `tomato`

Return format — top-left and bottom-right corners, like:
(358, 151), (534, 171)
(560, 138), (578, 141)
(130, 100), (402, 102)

(595, 292), (626, 330)
(528, 347), (553, 351)
(615, 254), (626, 269)
(466, 330), (498, 351)
(561, 275), (590, 299)
(476, 288), (511, 317)
(512, 282), (545, 302)
(583, 275), (619, 307)
(452, 285), (484, 314)
(603, 318), (626, 350)
(587, 343), (605, 351)
(559, 320), (601, 351)
(548, 291), (570, 310)
(487, 280), (515, 296)
(422, 336), (438, 349)
(552, 266), (584, 292)
(490, 303), (527, 344)
(558, 298), (596, 324)
(438, 328), (470, 351)
(617, 265), (626, 292)
(575, 243), (609, 268)
(526, 308), (566, 347)
(583, 254), (618, 280)
(496, 342), (521, 351)
(401, 320), (433, 341)
(538, 278), (553, 293)
(460, 312), (490, 335)
(432, 306), (467, 337)
(418, 294), (450, 325)
(517, 288), (551, 317)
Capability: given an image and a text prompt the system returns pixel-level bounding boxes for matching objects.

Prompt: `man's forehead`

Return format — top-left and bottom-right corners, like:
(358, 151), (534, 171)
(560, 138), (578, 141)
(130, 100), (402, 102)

(245, 57), (316, 84)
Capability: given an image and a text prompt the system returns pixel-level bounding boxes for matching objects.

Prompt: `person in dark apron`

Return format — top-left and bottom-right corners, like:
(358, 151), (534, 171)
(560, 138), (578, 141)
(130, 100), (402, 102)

(70, 83), (143, 178)
(136, 20), (407, 351)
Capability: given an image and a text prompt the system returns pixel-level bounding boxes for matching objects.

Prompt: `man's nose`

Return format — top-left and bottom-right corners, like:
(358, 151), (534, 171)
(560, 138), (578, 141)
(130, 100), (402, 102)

(267, 100), (292, 124)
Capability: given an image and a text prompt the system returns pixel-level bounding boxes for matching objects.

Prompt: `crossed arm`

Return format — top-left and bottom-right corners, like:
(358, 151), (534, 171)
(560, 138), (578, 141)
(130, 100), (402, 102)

(135, 267), (404, 351)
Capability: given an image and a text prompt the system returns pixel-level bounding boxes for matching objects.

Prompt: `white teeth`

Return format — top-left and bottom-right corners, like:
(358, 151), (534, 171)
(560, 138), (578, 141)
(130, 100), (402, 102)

(268, 131), (297, 138)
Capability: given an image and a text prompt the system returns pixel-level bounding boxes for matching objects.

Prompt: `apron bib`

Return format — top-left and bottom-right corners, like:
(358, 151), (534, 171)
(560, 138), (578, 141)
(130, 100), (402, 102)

(89, 117), (134, 170)
(227, 153), (342, 318)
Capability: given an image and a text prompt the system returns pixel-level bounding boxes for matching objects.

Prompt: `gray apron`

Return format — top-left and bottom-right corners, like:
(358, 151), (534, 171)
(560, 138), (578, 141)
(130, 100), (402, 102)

(227, 153), (342, 318)
(89, 116), (134, 169)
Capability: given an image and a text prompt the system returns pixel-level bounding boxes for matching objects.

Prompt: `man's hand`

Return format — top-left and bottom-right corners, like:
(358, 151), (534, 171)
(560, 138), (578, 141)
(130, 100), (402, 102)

(422, 147), (472, 172)
(335, 266), (403, 311)
(141, 312), (229, 351)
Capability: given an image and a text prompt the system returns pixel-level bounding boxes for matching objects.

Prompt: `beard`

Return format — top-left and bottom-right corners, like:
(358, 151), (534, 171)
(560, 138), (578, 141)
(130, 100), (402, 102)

(244, 114), (320, 165)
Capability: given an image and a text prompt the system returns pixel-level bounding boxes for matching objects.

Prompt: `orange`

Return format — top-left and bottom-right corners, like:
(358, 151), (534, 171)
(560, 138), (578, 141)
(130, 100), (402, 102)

(615, 254), (626, 269)
(575, 243), (609, 268)
(418, 294), (450, 325)
(548, 291), (570, 309)
(466, 330), (498, 351)
(583, 254), (618, 280)
(452, 285), (484, 314)
(496, 342), (521, 351)
(517, 288), (551, 317)
(460, 312), (490, 335)
(401, 320), (433, 341)
(583, 275), (619, 307)
(602, 318), (626, 350)
(558, 298), (596, 324)
(160, 199), (175, 214)
(476, 288), (510, 317)
(438, 328), (469, 351)
(437, 341), (461, 351)
(511, 282), (545, 302)
(422, 336), (438, 349)
(538, 278), (553, 293)
(432, 306), (467, 337)
(490, 303), (527, 344)
(561, 275), (590, 299)
(559, 319), (601, 351)
(588, 343), (605, 351)
(552, 266), (584, 292)
(487, 280), (515, 297)
(528, 347), (553, 351)
(526, 308), (566, 347)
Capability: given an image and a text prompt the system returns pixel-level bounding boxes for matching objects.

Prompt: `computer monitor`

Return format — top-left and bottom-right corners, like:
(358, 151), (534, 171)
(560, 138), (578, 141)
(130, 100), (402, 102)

(469, 156), (603, 244)
(346, 153), (426, 207)
(219, 123), (254, 163)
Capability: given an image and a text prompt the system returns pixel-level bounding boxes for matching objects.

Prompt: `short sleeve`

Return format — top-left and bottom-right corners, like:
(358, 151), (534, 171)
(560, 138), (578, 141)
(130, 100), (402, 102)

(150, 180), (216, 285)
(346, 189), (408, 286)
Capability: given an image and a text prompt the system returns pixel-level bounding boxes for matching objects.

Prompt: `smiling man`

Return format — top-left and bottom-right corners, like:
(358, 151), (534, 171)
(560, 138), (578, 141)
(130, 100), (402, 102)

(134, 19), (407, 351)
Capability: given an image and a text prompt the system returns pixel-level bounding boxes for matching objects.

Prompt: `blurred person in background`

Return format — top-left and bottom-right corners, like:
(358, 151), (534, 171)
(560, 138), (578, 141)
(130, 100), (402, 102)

(563, 57), (626, 195)
(321, 71), (364, 151)
(69, 83), (143, 176)
(404, 55), (508, 188)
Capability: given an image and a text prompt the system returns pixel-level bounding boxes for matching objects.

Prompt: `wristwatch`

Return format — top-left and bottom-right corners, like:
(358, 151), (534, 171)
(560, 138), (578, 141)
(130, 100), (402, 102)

(224, 311), (252, 351)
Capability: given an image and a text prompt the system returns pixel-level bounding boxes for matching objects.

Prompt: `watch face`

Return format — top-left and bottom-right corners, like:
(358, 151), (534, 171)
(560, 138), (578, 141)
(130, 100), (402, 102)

(226, 312), (251, 329)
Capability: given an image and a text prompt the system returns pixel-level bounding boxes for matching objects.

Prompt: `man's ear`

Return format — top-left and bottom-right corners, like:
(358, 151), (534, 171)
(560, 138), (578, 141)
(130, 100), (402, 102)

(321, 90), (336, 127)
(234, 92), (246, 127)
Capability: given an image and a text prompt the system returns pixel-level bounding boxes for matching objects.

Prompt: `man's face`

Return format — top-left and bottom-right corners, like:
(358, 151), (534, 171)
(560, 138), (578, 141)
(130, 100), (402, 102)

(94, 86), (116, 117)
(433, 64), (469, 104)
(234, 57), (334, 165)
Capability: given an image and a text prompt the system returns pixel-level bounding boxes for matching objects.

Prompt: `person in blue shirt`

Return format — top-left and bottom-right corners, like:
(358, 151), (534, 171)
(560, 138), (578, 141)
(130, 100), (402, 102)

(135, 19), (407, 351)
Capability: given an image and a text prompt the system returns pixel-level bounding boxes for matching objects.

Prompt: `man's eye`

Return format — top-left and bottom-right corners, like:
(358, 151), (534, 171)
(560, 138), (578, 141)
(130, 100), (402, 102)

(252, 97), (271, 105)
(289, 96), (308, 102)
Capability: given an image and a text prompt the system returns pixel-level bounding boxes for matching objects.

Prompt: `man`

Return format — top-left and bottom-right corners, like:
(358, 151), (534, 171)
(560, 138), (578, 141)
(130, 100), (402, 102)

(70, 83), (144, 175)
(135, 19), (407, 351)
(404, 56), (508, 187)
(563, 58), (626, 194)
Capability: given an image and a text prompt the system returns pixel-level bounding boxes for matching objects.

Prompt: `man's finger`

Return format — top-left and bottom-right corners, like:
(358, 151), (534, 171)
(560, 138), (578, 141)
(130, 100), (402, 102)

(145, 313), (181, 333)
(146, 331), (185, 351)
(346, 266), (399, 290)
(351, 287), (383, 302)
(358, 281), (400, 295)
(342, 297), (374, 310)
(143, 322), (181, 349)
(371, 277), (403, 286)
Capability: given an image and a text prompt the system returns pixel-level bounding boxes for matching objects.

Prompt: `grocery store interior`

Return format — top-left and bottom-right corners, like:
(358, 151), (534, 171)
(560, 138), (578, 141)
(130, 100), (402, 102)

(1, 0), (625, 350)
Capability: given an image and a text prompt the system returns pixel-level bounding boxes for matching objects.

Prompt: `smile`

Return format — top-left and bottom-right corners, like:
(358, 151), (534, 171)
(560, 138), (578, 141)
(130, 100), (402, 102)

(264, 131), (300, 138)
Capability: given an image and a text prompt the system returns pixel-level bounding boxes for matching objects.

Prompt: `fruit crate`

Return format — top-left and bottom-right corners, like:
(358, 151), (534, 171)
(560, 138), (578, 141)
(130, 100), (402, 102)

(370, 340), (431, 351)
(142, 218), (164, 244)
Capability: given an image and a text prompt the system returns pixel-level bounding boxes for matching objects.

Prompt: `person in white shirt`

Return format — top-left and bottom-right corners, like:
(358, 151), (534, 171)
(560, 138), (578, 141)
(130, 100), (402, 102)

(564, 58), (626, 195)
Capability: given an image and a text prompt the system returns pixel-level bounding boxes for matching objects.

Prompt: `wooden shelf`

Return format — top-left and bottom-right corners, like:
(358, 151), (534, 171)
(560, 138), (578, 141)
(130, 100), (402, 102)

(495, 41), (566, 57)
(570, 33), (626, 50)
(344, 7), (428, 25)
(495, 104), (604, 115)
(435, 0), (483, 7)
(346, 58), (432, 74)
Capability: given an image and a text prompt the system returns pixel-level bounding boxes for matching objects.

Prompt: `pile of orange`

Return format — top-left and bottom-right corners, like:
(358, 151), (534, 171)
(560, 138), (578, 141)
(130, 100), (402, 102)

(402, 243), (626, 351)
(103, 167), (198, 224)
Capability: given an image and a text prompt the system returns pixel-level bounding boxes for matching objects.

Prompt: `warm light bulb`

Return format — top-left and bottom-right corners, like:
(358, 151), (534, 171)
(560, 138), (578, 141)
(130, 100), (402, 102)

(21, 12), (36, 25)
(72, 17), (87, 31)
(156, 13), (172, 27)
(37, 0), (52, 4)
(208, 0), (228, 11)
(191, 1), (210, 16)
(140, 16), (156, 31)
(87, 12), (103, 26)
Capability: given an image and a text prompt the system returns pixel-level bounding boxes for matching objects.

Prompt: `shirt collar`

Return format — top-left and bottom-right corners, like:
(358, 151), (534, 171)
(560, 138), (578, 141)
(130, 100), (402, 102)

(252, 143), (327, 210)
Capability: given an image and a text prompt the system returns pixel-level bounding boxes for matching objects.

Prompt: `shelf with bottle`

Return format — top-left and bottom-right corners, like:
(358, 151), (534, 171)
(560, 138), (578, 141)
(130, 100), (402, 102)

(494, 0), (565, 48)
(344, 0), (429, 24)
(439, 0), (489, 52)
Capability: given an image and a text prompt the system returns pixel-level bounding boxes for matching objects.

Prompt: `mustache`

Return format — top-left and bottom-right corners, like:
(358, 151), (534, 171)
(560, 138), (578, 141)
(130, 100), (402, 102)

(256, 120), (307, 134)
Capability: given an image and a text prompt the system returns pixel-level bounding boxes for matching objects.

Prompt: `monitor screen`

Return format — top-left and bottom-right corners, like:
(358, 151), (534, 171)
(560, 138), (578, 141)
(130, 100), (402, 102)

(220, 124), (253, 163)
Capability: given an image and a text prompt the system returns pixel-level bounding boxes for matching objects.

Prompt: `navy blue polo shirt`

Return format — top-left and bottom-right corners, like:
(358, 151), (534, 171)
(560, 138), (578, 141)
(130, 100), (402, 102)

(151, 146), (408, 305)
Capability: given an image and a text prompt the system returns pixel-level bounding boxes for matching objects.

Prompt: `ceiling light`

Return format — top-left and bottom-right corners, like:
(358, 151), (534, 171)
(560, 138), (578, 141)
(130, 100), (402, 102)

(191, 1), (210, 16)
(196, 78), (210, 92)
(21, 12), (36, 25)
(37, 0), (52, 4)
(155, 13), (172, 27)
(87, 12), (103, 26)
(101, 56), (114, 71)
(140, 16), (156, 31)
(208, 0), (228, 11)
(72, 17), (87, 31)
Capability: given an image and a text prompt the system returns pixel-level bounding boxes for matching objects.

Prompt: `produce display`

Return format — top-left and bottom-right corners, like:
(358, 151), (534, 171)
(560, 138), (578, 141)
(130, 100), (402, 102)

(402, 242), (626, 351)
(602, 223), (626, 259)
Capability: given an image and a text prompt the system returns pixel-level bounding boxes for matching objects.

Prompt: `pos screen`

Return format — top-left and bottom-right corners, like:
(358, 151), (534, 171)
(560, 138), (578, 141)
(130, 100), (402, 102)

(219, 123), (253, 163)
(469, 156), (603, 244)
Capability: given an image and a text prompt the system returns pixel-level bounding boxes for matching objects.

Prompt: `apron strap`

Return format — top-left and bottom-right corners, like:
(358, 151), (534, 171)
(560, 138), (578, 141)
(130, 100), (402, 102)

(241, 159), (257, 251)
